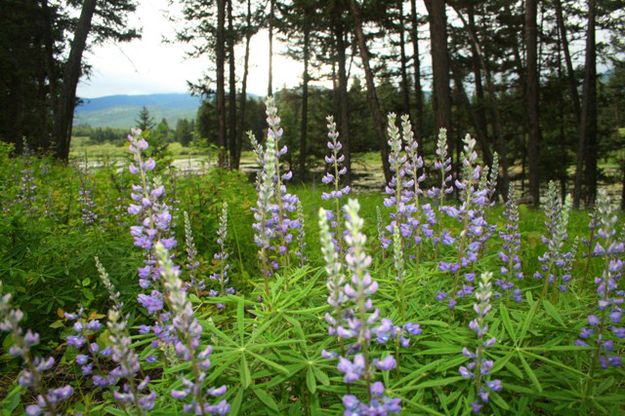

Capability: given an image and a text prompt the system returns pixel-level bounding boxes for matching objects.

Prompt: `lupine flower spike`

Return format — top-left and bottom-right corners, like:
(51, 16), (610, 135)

(320, 199), (421, 415)
(577, 190), (624, 371)
(127, 128), (177, 344)
(183, 211), (204, 292)
(250, 97), (301, 278)
(383, 113), (413, 253)
(107, 307), (156, 414)
(64, 306), (115, 388)
(437, 134), (488, 309)
(322, 115), (350, 252)
(535, 181), (573, 297)
(155, 243), (230, 415)
(78, 175), (98, 226)
(458, 272), (502, 414)
(496, 184), (523, 302)
(428, 128), (454, 207)
(209, 202), (234, 309)
(0, 282), (74, 416)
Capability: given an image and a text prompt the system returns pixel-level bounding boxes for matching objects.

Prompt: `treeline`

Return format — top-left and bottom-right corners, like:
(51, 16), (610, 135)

(75, 107), (198, 146)
(2, 1), (625, 207)
(175, 0), (625, 207)
(0, 0), (138, 160)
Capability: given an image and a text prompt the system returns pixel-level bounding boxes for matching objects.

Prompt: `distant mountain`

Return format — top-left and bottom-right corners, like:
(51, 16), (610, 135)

(74, 93), (202, 128)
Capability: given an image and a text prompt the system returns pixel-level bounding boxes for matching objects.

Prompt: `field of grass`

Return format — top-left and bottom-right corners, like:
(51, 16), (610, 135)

(1, 136), (624, 415)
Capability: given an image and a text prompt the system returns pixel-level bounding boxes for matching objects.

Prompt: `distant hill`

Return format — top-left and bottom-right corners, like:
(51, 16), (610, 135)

(74, 93), (202, 128)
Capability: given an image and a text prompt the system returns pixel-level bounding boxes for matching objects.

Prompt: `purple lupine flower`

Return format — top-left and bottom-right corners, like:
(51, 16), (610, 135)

(108, 306), (156, 414)
(321, 115), (351, 203)
(319, 207), (347, 337)
(320, 199), (418, 414)
(209, 202), (234, 309)
(155, 243), (230, 415)
(382, 114), (415, 253)
(427, 128), (454, 205)
(127, 128), (177, 344)
(64, 306), (117, 388)
(495, 184), (524, 302)
(16, 139), (37, 215)
(535, 181), (574, 297)
(250, 97), (301, 283)
(437, 134), (490, 309)
(78, 175), (98, 226)
(0, 283), (73, 414)
(458, 272), (502, 414)
(577, 190), (624, 369)
(183, 211), (205, 292)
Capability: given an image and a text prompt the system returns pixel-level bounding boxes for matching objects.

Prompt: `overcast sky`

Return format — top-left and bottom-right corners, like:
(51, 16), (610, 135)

(77, 0), (305, 98)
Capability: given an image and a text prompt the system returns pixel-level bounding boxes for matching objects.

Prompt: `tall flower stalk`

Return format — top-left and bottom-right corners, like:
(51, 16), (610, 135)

(127, 128), (176, 343)
(458, 272), (502, 414)
(209, 202), (234, 309)
(0, 283), (74, 416)
(320, 199), (420, 415)
(155, 243), (230, 415)
(496, 184), (523, 302)
(183, 211), (204, 292)
(437, 134), (489, 309)
(578, 190), (624, 382)
(250, 97), (301, 287)
(107, 307), (156, 414)
(322, 115), (350, 252)
(427, 128), (454, 207)
(535, 181), (573, 297)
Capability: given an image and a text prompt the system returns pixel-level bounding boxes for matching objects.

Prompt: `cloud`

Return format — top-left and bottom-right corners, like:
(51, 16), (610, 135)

(77, 0), (304, 98)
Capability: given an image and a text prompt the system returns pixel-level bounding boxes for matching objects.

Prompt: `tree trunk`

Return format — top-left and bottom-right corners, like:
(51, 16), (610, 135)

(451, 63), (492, 167)
(227, 0), (238, 169)
(335, 20), (352, 184)
(267, 0), (274, 96)
(452, 4), (509, 196)
(467, 4), (489, 153)
(398, 0), (410, 115)
(424, 0), (452, 150)
(237, 0), (252, 168)
(53, 0), (97, 161)
(298, 20), (310, 181)
(408, 0), (424, 144)
(525, 0), (540, 205)
(573, 0), (597, 207)
(554, 0), (580, 123)
(349, 0), (391, 183)
(216, 0), (227, 167)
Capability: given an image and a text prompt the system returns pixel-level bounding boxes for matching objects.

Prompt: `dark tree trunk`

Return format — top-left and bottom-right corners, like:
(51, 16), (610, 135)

(451, 63), (492, 167)
(298, 20), (310, 181)
(216, 0), (227, 167)
(398, 0), (410, 115)
(525, 0), (540, 205)
(53, 0), (97, 161)
(453, 4), (509, 195)
(451, 62), (493, 166)
(349, 0), (391, 183)
(335, 20), (352, 184)
(237, 0), (252, 167)
(555, 0), (580, 123)
(408, 0), (424, 144)
(227, 0), (237, 169)
(424, 0), (452, 149)
(268, 0), (274, 96)
(573, 0), (597, 207)
(467, 5), (489, 152)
